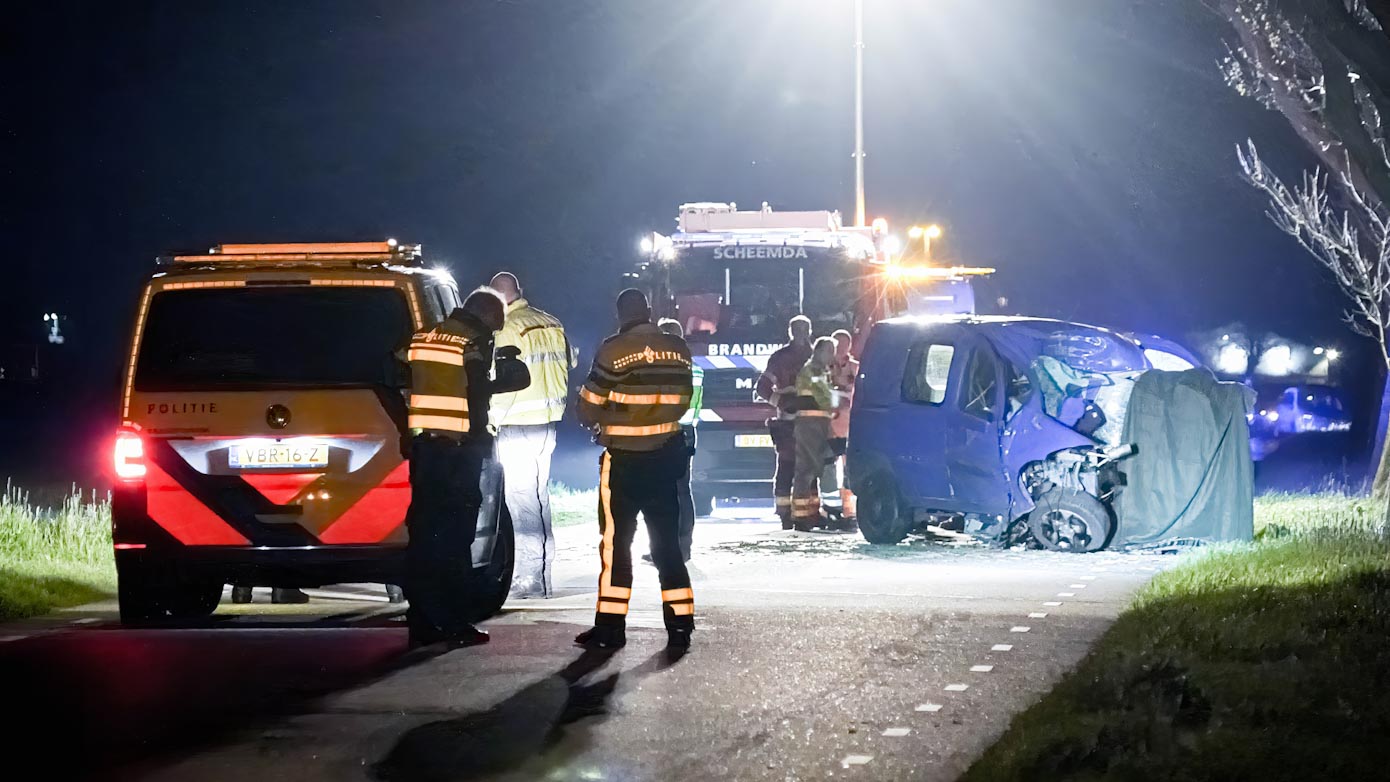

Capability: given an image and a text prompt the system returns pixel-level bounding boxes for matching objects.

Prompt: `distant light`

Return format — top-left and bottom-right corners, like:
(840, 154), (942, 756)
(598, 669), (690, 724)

(882, 235), (902, 255)
(926, 224), (942, 239)
(1266, 411), (1280, 422)
(1221, 334), (1230, 341)
(871, 217), (888, 234)
(1216, 343), (1249, 374)
(908, 225), (924, 239)
(1313, 346), (1325, 355)
(1256, 344), (1294, 376)
(1326, 348), (1340, 362)
(640, 236), (654, 254)
(386, 238), (398, 248)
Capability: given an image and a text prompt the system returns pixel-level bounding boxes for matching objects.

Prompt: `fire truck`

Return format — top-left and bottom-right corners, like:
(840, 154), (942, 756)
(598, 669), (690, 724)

(632, 202), (992, 514)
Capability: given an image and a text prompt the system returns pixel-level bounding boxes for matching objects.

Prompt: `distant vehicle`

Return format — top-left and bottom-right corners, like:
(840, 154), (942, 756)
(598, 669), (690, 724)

(110, 241), (513, 624)
(632, 202), (992, 514)
(847, 316), (1147, 552)
(1255, 384), (1353, 436)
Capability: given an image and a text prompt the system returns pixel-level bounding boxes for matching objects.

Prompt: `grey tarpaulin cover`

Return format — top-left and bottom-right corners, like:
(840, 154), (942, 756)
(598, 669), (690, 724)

(1114, 369), (1256, 547)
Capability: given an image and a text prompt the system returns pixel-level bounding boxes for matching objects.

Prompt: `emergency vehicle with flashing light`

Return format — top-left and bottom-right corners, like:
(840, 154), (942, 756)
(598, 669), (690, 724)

(631, 202), (994, 514)
(111, 241), (514, 624)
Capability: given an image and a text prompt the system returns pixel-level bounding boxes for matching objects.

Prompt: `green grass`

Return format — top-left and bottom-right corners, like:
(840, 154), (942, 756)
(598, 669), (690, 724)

(965, 492), (1390, 782)
(0, 483), (116, 622)
(549, 482), (596, 528)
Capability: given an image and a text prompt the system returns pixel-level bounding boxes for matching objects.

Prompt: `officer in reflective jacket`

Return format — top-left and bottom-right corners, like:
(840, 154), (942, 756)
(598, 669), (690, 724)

(404, 287), (530, 649)
(575, 289), (696, 650)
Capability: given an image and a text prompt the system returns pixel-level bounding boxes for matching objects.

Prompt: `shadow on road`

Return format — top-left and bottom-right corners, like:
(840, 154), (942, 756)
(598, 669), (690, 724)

(0, 621), (418, 780)
(373, 646), (687, 782)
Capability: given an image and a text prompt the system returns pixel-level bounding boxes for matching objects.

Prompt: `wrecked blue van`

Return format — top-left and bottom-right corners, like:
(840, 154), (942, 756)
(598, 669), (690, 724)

(846, 316), (1158, 551)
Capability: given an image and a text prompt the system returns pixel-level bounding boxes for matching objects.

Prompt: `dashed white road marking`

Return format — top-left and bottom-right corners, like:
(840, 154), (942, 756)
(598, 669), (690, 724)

(1070, 584), (1087, 589)
(842, 755), (874, 767)
(970, 665), (994, 673)
(915, 703), (943, 712)
(1010, 626), (1031, 633)
(991, 644), (1013, 652)
(1043, 601), (1062, 606)
(944, 683), (969, 692)
(1028, 612), (1048, 619)
(1058, 592), (1076, 597)
(882, 727), (911, 737)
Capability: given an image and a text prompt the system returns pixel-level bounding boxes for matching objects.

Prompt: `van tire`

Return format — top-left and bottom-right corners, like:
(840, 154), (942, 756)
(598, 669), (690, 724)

(857, 469), (911, 545)
(469, 503), (515, 622)
(1028, 488), (1114, 553)
(118, 560), (222, 625)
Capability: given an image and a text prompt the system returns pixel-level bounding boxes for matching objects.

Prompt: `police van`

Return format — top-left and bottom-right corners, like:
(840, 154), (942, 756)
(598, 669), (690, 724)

(111, 241), (513, 624)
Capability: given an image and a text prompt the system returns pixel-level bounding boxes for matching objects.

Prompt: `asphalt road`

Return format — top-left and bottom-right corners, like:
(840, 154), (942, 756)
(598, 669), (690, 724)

(0, 507), (1172, 781)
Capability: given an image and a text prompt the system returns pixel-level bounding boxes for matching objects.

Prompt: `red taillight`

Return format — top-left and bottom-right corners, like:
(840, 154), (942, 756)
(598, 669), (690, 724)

(114, 429), (146, 481)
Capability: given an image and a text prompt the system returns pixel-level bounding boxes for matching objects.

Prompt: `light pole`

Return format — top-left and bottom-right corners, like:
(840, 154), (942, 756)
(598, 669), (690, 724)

(853, 0), (866, 228)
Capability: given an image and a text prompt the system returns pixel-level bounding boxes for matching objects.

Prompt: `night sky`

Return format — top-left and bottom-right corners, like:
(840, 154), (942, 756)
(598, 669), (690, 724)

(3, 0), (1365, 481)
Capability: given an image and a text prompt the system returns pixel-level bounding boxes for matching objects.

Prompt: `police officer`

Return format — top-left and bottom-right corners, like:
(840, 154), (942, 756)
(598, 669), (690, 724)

(791, 337), (837, 531)
(755, 316), (814, 529)
(575, 289), (695, 650)
(488, 272), (576, 599)
(404, 287), (530, 649)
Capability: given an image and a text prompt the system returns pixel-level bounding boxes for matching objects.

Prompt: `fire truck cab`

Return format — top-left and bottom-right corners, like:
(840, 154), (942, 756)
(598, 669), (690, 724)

(633, 203), (989, 513)
(111, 242), (514, 624)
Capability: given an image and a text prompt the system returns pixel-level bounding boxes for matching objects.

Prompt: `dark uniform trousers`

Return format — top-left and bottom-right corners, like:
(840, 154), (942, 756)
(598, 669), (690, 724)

(594, 434), (695, 632)
(769, 418), (797, 523)
(792, 414), (834, 523)
(405, 434), (486, 640)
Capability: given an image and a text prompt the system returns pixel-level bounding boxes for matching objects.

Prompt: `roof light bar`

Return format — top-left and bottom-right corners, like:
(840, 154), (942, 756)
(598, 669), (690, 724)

(165, 240), (420, 266)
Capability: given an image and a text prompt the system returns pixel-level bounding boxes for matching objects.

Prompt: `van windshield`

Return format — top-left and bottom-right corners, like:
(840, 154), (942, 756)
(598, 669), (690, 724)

(134, 287), (414, 390)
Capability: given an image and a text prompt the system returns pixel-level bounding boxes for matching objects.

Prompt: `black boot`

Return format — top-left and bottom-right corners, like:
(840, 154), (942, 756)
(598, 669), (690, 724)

(666, 627), (692, 649)
(574, 626), (626, 650)
(230, 585), (253, 604)
(445, 625), (490, 649)
(271, 588), (309, 604)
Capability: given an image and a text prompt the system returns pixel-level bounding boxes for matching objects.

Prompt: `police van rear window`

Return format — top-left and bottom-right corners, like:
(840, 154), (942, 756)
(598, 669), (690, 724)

(134, 287), (413, 390)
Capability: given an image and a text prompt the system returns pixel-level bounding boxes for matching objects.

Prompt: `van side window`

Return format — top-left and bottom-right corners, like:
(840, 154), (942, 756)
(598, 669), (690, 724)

(963, 349), (999, 420)
(903, 343), (954, 404)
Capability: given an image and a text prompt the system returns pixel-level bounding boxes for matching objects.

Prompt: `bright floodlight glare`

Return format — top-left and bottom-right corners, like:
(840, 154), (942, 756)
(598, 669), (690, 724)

(640, 236), (654, 254)
(882, 235), (902, 255)
(1256, 344), (1294, 376)
(871, 217), (888, 233)
(1267, 411), (1280, 422)
(1144, 348), (1195, 372)
(1216, 343), (1249, 375)
(926, 224), (942, 239)
(1326, 348), (1340, 361)
(657, 245), (676, 262)
(908, 225), (924, 239)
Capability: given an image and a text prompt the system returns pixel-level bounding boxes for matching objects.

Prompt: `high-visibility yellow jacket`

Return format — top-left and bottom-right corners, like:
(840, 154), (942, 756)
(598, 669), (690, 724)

(577, 321), (693, 451)
(491, 298), (575, 427)
(406, 311), (494, 436)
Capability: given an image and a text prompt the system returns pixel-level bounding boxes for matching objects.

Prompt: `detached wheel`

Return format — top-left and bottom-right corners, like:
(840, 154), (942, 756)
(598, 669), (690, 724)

(856, 468), (911, 545)
(693, 489), (716, 518)
(1028, 488), (1114, 552)
(118, 559), (222, 624)
(468, 503), (515, 622)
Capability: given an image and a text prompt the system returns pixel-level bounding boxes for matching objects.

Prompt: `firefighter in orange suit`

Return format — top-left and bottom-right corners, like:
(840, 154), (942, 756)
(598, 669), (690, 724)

(404, 287), (530, 649)
(575, 289), (696, 650)
(829, 329), (859, 529)
(754, 316), (814, 529)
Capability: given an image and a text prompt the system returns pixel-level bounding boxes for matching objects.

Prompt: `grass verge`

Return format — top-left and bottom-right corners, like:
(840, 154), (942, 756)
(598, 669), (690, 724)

(964, 492), (1390, 782)
(550, 482), (597, 528)
(0, 483), (116, 622)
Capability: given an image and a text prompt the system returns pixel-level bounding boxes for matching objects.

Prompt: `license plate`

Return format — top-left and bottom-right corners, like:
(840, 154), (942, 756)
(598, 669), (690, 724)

(734, 434), (775, 448)
(229, 440), (329, 469)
